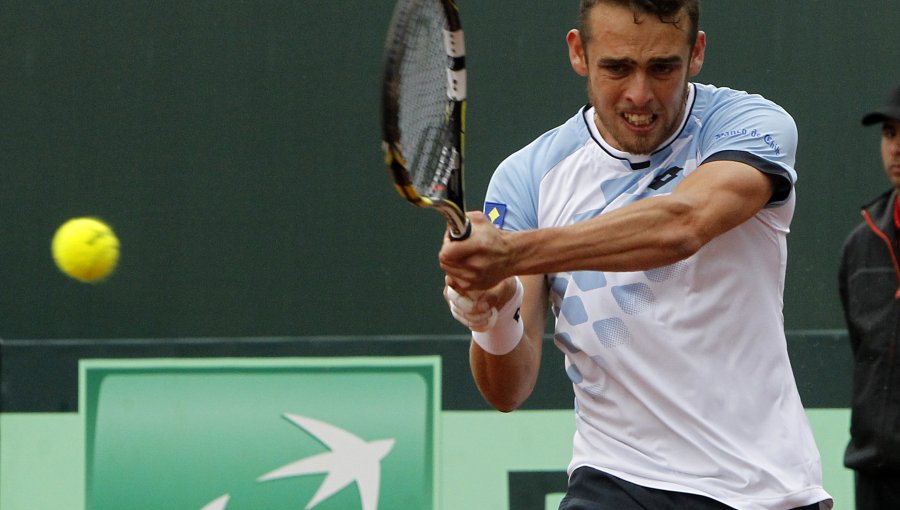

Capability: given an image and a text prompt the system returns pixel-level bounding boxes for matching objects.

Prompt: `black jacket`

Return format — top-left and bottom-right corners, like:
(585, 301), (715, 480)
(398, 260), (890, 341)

(840, 188), (900, 471)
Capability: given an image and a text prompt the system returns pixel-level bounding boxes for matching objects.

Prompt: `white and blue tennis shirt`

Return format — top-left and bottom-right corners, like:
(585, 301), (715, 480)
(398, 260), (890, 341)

(483, 83), (831, 510)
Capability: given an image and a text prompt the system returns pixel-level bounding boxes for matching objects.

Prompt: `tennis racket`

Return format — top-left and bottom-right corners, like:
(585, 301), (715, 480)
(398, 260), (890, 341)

(381, 0), (470, 240)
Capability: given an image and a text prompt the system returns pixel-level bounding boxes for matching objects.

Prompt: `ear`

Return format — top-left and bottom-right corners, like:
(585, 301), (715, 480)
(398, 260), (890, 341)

(688, 31), (707, 77)
(567, 29), (589, 77)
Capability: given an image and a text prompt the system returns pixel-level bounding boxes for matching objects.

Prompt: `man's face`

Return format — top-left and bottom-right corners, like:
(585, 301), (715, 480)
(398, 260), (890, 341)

(567, 3), (705, 154)
(882, 119), (900, 189)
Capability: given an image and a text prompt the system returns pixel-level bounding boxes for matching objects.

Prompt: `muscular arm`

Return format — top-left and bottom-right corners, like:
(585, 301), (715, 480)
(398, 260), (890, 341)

(444, 159), (777, 410)
(441, 160), (777, 291)
(468, 274), (548, 412)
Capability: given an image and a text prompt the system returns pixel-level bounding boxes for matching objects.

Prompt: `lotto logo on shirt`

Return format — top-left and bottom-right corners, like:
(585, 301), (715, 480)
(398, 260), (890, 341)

(81, 357), (440, 510)
(485, 202), (508, 228)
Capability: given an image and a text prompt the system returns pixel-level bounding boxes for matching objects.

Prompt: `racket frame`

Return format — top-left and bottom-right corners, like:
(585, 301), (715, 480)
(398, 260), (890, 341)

(382, 0), (470, 240)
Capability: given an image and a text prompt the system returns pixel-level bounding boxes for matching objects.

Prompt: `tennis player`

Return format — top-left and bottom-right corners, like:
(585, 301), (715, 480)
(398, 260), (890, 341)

(440, 1), (833, 509)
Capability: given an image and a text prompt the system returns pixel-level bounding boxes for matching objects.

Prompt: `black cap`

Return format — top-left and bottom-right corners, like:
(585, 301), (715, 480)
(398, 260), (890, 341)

(862, 83), (900, 125)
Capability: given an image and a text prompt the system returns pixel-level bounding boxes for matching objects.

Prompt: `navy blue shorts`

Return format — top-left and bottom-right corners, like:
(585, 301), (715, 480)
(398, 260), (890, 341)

(558, 467), (822, 510)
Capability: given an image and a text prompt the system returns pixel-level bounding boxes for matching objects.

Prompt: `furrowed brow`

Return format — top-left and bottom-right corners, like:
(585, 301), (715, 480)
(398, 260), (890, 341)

(597, 57), (635, 67)
(648, 56), (684, 66)
(597, 55), (683, 67)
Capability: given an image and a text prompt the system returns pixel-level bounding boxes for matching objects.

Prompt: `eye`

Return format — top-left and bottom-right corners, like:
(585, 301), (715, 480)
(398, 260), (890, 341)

(600, 62), (631, 76)
(649, 62), (679, 77)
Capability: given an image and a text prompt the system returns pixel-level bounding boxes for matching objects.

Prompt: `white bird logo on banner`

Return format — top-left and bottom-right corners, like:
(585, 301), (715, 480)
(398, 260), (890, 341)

(201, 413), (396, 510)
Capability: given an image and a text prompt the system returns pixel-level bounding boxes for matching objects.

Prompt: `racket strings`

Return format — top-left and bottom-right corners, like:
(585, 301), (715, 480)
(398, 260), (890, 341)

(395, 1), (455, 194)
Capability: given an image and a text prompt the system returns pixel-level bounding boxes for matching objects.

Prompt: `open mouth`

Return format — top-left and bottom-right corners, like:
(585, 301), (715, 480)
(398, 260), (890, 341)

(623, 112), (656, 128)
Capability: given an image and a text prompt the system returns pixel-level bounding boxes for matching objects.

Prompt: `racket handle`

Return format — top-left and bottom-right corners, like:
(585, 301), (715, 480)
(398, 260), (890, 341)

(449, 217), (472, 241)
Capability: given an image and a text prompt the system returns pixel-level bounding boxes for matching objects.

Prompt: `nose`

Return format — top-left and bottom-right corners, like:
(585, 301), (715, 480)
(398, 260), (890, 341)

(887, 136), (900, 159)
(891, 136), (900, 156)
(623, 73), (653, 108)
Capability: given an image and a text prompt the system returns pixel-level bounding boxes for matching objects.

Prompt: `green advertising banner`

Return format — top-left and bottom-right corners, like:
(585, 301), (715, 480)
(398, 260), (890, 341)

(81, 358), (440, 510)
(1, 352), (855, 509)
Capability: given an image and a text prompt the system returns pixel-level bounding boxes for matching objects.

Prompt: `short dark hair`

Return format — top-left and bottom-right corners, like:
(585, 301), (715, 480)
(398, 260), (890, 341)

(578, 0), (701, 47)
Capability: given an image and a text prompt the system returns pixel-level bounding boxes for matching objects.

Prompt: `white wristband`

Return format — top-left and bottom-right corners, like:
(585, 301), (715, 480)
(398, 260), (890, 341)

(472, 277), (525, 355)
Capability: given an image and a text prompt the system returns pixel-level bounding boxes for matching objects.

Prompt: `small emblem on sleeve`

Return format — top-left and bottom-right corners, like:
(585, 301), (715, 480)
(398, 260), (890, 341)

(484, 202), (507, 228)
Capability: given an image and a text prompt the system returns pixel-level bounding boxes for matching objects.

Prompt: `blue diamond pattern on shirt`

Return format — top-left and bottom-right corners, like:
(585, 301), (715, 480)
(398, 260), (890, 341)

(561, 296), (589, 325)
(549, 276), (569, 298)
(572, 271), (607, 292)
(592, 317), (633, 348)
(645, 260), (688, 282)
(566, 363), (584, 384)
(555, 332), (582, 354)
(611, 283), (656, 315)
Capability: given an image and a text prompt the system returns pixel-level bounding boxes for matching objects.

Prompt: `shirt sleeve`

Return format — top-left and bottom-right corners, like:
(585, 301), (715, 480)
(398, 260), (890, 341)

(698, 93), (799, 207)
(483, 155), (539, 233)
(482, 110), (593, 233)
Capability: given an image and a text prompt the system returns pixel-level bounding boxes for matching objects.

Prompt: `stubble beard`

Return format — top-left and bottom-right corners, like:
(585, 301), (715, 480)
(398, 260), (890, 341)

(592, 84), (689, 156)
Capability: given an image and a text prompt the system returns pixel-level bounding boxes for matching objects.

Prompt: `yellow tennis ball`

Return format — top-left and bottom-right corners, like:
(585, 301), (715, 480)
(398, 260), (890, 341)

(51, 217), (120, 283)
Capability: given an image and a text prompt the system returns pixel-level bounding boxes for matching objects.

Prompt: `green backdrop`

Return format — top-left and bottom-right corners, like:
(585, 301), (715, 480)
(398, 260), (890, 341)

(2, 5), (890, 509)
(2, 1), (899, 338)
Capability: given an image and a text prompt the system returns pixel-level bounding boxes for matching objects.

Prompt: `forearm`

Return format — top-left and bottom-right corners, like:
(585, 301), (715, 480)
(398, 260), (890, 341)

(505, 161), (775, 277)
(469, 331), (541, 412)
(508, 194), (703, 276)
(468, 274), (546, 412)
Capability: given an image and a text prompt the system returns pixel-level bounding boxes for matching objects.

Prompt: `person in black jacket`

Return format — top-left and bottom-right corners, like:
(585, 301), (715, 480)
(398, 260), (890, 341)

(839, 81), (900, 510)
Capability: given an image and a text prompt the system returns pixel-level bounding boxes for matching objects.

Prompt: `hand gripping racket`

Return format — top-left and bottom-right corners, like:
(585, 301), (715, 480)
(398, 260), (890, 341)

(381, 0), (470, 240)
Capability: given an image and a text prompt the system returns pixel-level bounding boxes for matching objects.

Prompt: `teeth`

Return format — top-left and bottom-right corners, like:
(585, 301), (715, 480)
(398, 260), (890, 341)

(624, 113), (654, 126)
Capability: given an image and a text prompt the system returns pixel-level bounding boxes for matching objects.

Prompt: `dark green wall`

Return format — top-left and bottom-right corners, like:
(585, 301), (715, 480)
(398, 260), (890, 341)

(2, 1), (899, 340)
